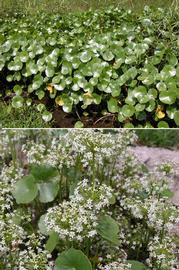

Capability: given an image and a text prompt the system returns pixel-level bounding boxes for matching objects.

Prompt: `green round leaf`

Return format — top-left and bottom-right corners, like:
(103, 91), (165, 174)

(124, 123), (134, 128)
(32, 74), (44, 90)
(45, 232), (59, 253)
(37, 90), (45, 100)
(38, 214), (49, 235)
(74, 121), (84, 128)
(42, 111), (53, 122)
(157, 121), (169, 128)
(45, 65), (55, 77)
(166, 106), (176, 119)
(107, 98), (119, 113)
(30, 164), (58, 182)
(127, 260), (148, 270)
(159, 91), (176, 105)
(122, 104), (135, 117)
(55, 248), (92, 270)
(63, 102), (73, 113)
(160, 65), (176, 80)
(38, 182), (59, 203)
(135, 104), (145, 112)
(19, 51), (29, 63)
(13, 85), (22, 95)
(27, 61), (38, 75)
(61, 61), (72, 75)
(97, 215), (119, 245)
(146, 100), (156, 112)
(102, 51), (114, 61)
(37, 103), (45, 112)
(174, 111), (179, 126)
(12, 96), (24, 108)
(156, 82), (167, 92)
(148, 88), (158, 99)
(80, 51), (92, 63)
(12, 175), (38, 204)
(133, 86), (148, 103)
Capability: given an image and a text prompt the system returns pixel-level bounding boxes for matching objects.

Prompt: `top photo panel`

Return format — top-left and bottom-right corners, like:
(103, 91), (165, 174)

(0, 0), (179, 128)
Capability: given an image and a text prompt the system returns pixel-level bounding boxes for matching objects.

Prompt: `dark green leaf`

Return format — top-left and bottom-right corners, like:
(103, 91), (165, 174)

(30, 164), (58, 182)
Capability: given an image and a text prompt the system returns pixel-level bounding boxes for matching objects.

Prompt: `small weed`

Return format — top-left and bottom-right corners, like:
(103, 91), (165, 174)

(0, 102), (52, 128)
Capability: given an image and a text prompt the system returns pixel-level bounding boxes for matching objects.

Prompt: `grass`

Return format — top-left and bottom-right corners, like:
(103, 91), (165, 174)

(136, 130), (179, 149)
(0, 102), (52, 128)
(0, 0), (178, 15)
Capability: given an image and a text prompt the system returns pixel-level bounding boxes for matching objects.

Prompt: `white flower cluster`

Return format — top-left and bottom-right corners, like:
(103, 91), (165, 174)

(0, 215), (52, 270)
(45, 179), (114, 242)
(146, 199), (179, 232)
(0, 213), (26, 258)
(21, 129), (137, 176)
(0, 129), (178, 269)
(120, 196), (179, 233)
(0, 165), (24, 213)
(14, 233), (52, 270)
(98, 259), (131, 270)
(147, 236), (178, 270)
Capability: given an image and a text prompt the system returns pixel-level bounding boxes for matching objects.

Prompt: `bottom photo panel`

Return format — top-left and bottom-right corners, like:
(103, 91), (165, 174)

(0, 129), (179, 270)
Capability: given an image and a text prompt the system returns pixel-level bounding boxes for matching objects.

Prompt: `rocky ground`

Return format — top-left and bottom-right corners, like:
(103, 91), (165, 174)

(131, 146), (179, 236)
(131, 146), (179, 205)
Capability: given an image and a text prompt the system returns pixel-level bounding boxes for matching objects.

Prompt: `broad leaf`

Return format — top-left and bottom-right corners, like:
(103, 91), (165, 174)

(107, 98), (119, 113)
(30, 164), (58, 182)
(38, 214), (49, 235)
(174, 111), (179, 126)
(12, 96), (24, 108)
(42, 111), (53, 122)
(38, 182), (59, 203)
(12, 175), (38, 204)
(127, 260), (148, 270)
(46, 232), (59, 253)
(55, 248), (92, 270)
(97, 215), (119, 245)
(159, 91), (176, 105)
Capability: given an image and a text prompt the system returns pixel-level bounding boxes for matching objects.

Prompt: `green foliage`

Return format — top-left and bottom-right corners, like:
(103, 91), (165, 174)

(136, 130), (179, 148)
(13, 165), (60, 204)
(127, 260), (148, 270)
(0, 0), (177, 15)
(38, 214), (49, 235)
(45, 232), (59, 253)
(0, 102), (52, 128)
(55, 248), (92, 270)
(12, 175), (38, 204)
(0, 5), (179, 127)
(74, 121), (84, 128)
(97, 215), (119, 245)
(0, 129), (178, 270)
(160, 188), (174, 198)
(30, 164), (58, 181)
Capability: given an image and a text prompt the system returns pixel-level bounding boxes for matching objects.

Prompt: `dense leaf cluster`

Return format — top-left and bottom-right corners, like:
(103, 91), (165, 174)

(0, 6), (179, 127)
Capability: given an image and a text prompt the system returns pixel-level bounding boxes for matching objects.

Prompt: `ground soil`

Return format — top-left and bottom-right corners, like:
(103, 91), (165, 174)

(52, 107), (118, 128)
